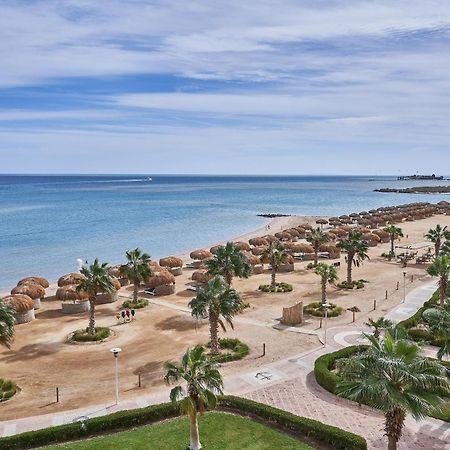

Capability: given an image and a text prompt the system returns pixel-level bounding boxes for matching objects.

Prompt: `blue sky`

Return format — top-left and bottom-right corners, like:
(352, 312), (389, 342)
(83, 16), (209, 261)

(1, 0), (450, 175)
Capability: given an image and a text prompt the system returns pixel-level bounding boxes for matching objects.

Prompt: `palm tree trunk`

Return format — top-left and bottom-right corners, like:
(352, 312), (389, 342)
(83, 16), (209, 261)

(133, 282), (139, 304)
(225, 272), (233, 287)
(189, 412), (201, 450)
(390, 236), (395, 254)
(314, 247), (319, 266)
(346, 254), (353, 284)
(321, 277), (327, 304)
(271, 265), (277, 287)
(88, 295), (96, 334)
(439, 276), (447, 306)
(435, 240), (440, 257)
(385, 408), (405, 450)
(209, 313), (220, 354)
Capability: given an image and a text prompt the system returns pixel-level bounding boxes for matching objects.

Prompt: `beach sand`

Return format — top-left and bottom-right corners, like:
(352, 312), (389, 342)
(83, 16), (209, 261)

(0, 213), (448, 421)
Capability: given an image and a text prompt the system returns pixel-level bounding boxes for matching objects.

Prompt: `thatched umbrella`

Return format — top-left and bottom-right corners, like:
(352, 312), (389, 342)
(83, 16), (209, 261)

(325, 232), (337, 240)
(251, 246), (267, 256)
(210, 245), (223, 254)
(191, 270), (212, 285)
(159, 256), (184, 276)
(56, 285), (89, 301)
(17, 276), (49, 289)
(232, 241), (251, 252)
(146, 270), (176, 296)
(295, 227), (307, 238)
(372, 229), (390, 243)
(249, 237), (268, 247)
(293, 243), (314, 254)
(333, 228), (348, 238)
(316, 218), (328, 230)
(286, 229), (300, 238)
(301, 223), (313, 230)
(94, 277), (121, 305)
(109, 265), (129, 287)
(58, 273), (85, 287)
(149, 260), (162, 272)
(190, 249), (213, 260)
(319, 243), (341, 259)
(275, 231), (292, 241)
(11, 283), (45, 309)
(3, 294), (35, 323)
(264, 235), (279, 243)
(363, 233), (380, 247)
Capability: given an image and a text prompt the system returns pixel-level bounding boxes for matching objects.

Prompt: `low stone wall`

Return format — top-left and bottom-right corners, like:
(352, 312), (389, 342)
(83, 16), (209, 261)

(33, 298), (41, 309)
(95, 291), (119, 304)
(278, 263), (295, 272)
(155, 284), (176, 296)
(14, 309), (35, 324)
(169, 267), (183, 276)
(61, 301), (90, 314)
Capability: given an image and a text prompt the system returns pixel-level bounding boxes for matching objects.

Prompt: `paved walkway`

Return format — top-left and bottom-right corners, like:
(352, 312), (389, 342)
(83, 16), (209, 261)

(1, 281), (449, 450)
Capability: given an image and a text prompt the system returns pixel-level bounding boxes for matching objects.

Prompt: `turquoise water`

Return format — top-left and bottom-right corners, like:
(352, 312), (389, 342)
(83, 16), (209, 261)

(1, 175), (448, 290)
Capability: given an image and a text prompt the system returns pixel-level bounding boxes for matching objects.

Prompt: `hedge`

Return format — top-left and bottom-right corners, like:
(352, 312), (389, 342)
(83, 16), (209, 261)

(314, 346), (450, 423)
(0, 396), (367, 450)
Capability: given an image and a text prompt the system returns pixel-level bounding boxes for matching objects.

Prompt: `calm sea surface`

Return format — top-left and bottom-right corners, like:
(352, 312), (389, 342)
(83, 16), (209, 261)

(1, 175), (448, 290)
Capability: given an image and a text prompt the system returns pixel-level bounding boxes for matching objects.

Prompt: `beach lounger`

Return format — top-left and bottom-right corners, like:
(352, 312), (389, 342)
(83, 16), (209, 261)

(144, 288), (156, 296)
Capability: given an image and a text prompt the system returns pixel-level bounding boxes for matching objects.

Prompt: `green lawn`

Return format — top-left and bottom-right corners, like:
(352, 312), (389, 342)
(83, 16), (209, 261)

(43, 412), (317, 449)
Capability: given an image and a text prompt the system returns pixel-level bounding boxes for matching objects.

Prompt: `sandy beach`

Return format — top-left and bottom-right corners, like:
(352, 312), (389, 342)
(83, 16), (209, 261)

(0, 211), (448, 421)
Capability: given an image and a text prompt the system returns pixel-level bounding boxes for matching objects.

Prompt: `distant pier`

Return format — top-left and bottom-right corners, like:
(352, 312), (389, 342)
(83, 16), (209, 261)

(397, 174), (444, 181)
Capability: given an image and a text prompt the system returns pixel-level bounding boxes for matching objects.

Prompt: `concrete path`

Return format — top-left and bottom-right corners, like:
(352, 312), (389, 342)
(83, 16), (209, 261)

(1, 280), (448, 450)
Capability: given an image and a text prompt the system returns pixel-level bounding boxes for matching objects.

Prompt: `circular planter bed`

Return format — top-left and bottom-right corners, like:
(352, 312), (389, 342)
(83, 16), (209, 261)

(337, 280), (366, 290)
(208, 338), (250, 363)
(69, 327), (114, 344)
(122, 298), (149, 309)
(0, 379), (17, 401)
(303, 302), (343, 317)
(259, 282), (293, 293)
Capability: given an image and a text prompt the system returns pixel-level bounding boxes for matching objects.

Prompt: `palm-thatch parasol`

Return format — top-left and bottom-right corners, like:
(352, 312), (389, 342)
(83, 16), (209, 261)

(146, 270), (176, 296)
(190, 249), (213, 260)
(11, 283), (45, 309)
(58, 273), (86, 287)
(319, 243), (341, 259)
(292, 243), (314, 254)
(251, 246), (267, 256)
(264, 235), (279, 243)
(232, 241), (251, 251)
(191, 270), (212, 285)
(249, 237), (268, 247)
(3, 294), (35, 323)
(159, 256), (183, 268)
(17, 276), (49, 289)
(210, 245), (223, 254)
(275, 231), (292, 241)
(56, 285), (89, 302)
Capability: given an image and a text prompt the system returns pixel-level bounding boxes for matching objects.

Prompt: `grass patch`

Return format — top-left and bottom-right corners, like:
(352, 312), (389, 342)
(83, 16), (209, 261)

(72, 327), (110, 342)
(337, 279), (366, 290)
(121, 298), (149, 309)
(42, 412), (316, 450)
(0, 378), (17, 401)
(303, 302), (344, 318)
(259, 282), (293, 293)
(209, 338), (250, 363)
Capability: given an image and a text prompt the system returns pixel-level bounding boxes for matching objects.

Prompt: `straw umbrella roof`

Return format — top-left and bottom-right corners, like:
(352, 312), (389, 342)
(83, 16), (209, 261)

(108, 265), (124, 278)
(190, 249), (213, 260)
(316, 218), (328, 225)
(146, 270), (176, 288)
(210, 245), (223, 254)
(301, 223), (313, 230)
(286, 229), (300, 238)
(325, 232), (337, 240)
(319, 243), (340, 253)
(373, 229), (389, 238)
(11, 283), (45, 299)
(159, 256), (183, 268)
(247, 255), (262, 266)
(3, 294), (34, 313)
(363, 233), (380, 242)
(148, 261), (162, 272)
(293, 243), (314, 253)
(191, 270), (212, 284)
(264, 235), (279, 243)
(251, 246), (267, 255)
(58, 273), (86, 287)
(232, 241), (251, 251)
(56, 285), (89, 301)
(249, 237), (268, 247)
(107, 277), (121, 291)
(275, 231), (292, 241)
(17, 277), (49, 289)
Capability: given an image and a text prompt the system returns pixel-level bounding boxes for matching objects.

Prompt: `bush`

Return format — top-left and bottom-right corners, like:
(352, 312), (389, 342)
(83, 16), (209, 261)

(72, 327), (110, 342)
(337, 279), (366, 290)
(210, 338), (250, 363)
(0, 379), (17, 402)
(258, 282), (293, 293)
(306, 262), (315, 270)
(0, 396), (367, 450)
(220, 396), (367, 450)
(303, 302), (344, 318)
(122, 298), (149, 309)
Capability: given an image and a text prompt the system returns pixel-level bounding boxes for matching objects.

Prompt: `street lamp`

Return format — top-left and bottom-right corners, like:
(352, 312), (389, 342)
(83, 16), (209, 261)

(110, 347), (122, 405)
(322, 303), (331, 346)
(403, 271), (407, 301)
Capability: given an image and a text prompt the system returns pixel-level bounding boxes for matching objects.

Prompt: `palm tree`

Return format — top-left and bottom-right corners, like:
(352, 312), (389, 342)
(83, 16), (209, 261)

(77, 259), (115, 335)
(205, 242), (251, 287)
(189, 276), (243, 354)
(337, 231), (370, 285)
(120, 248), (153, 304)
(441, 240), (450, 256)
(314, 263), (338, 305)
(0, 302), (15, 349)
(164, 346), (223, 450)
(261, 241), (289, 287)
(423, 300), (450, 360)
(425, 224), (450, 257)
(427, 255), (450, 306)
(384, 225), (403, 255)
(306, 227), (330, 266)
(336, 329), (449, 450)
(365, 317), (393, 339)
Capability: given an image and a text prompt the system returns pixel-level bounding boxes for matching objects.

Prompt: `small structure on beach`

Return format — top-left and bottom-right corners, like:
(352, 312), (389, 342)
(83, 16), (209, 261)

(159, 256), (184, 276)
(95, 277), (121, 304)
(3, 294), (35, 323)
(191, 270), (212, 286)
(108, 265), (129, 286)
(11, 283), (45, 309)
(17, 276), (49, 289)
(56, 285), (90, 314)
(189, 249), (213, 269)
(146, 270), (176, 296)
(58, 273), (85, 287)
(281, 301), (304, 326)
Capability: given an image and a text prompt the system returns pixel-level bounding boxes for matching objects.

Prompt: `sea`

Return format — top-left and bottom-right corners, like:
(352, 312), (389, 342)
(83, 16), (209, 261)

(1, 174), (449, 291)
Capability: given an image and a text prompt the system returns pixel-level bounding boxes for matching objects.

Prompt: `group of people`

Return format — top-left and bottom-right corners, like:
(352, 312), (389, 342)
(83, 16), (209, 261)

(115, 309), (136, 323)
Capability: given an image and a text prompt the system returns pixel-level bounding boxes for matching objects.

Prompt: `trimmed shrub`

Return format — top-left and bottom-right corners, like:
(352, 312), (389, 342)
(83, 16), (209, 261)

(72, 327), (110, 342)
(0, 396), (368, 450)
(220, 396), (367, 450)
(122, 298), (149, 309)
(259, 282), (293, 293)
(303, 302), (344, 318)
(0, 379), (17, 402)
(337, 279), (366, 290)
(208, 338), (250, 363)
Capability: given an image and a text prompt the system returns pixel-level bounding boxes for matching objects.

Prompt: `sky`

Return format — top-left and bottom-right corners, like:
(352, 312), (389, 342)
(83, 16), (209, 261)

(1, 0), (450, 175)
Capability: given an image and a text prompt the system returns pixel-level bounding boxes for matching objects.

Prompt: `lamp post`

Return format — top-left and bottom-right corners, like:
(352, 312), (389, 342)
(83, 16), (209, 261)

(110, 347), (122, 405)
(322, 303), (331, 346)
(403, 271), (407, 301)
